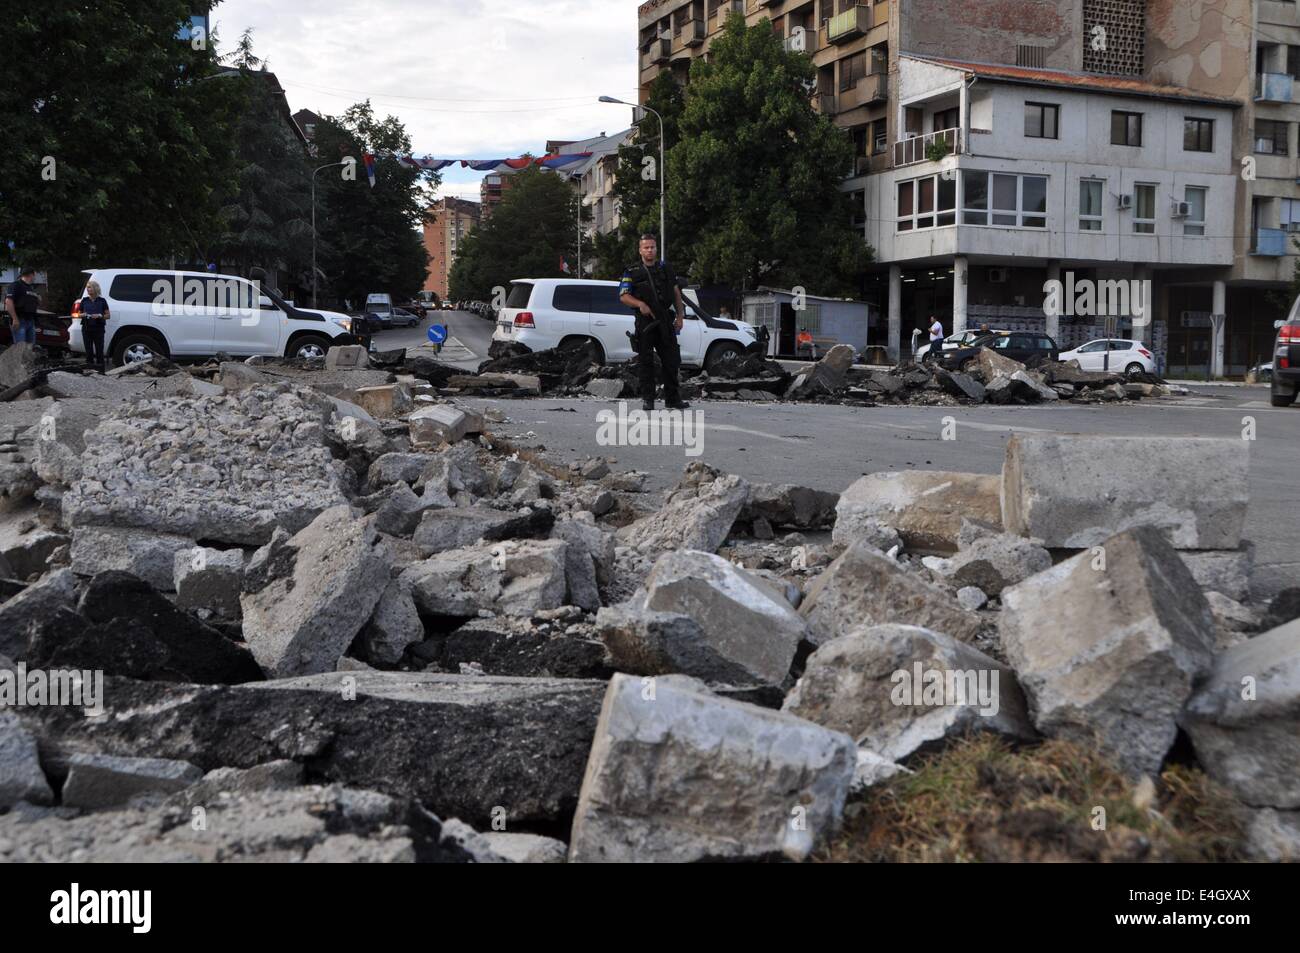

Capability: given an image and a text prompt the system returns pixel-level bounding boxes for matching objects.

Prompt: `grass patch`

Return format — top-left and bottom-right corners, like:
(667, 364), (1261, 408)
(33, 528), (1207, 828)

(816, 735), (1246, 863)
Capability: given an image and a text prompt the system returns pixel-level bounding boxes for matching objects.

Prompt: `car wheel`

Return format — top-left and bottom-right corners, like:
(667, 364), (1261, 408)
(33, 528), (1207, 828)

(559, 336), (605, 364)
(705, 341), (744, 372)
(1125, 362), (1145, 376)
(1271, 377), (1298, 407)
(111, 332), (168, 367)
(288, 334), (332, 361)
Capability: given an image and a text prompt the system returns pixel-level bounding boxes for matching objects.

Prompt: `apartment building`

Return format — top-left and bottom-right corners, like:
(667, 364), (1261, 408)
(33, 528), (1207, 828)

(479, 173), (515, 222)
(565, 129), (634, 267)
(636, 0), (1300, 377)
(422, 197), (481, 300)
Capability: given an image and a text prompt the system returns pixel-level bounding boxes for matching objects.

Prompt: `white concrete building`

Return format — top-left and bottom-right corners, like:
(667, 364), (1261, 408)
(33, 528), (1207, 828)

(861, 55), (1240, 367)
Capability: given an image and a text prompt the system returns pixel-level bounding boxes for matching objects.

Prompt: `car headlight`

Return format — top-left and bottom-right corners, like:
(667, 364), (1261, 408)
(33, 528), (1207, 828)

(331, 318), (352, 331)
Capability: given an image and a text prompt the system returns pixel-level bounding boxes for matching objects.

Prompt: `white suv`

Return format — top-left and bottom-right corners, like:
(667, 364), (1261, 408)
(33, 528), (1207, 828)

(70, 268), (357, 366)
(492, 278), (759, 371)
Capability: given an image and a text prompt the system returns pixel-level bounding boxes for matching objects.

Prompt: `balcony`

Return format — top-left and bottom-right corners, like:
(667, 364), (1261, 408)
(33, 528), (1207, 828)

(836, 72), (887, 111)
(1256, 71), (1293, 103)
(683, 19), (706, 46)
(1251, 226), (1288, 256)
(651, 37), (671, 64)
(893, 127), (963, 167)
(828, 5), (872, 44)
(817, 92), (837, 114)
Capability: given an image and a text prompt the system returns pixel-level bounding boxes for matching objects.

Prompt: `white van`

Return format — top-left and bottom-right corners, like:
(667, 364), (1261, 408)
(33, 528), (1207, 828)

(492, 278), (758, 370)
(70, 269), (357, 365)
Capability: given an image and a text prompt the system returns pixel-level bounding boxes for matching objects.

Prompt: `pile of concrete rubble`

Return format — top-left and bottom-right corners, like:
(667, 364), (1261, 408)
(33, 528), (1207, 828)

(0, 343), (1294, 863)
(475, 339), (1179, 407)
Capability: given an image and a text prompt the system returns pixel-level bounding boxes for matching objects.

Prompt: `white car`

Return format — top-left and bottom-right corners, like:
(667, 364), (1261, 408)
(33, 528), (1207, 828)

(492, 278), (759, 370)
(914, 329), (1007, 362)
(1059, 338), (1156, 375)
(70, 268), (357, 365)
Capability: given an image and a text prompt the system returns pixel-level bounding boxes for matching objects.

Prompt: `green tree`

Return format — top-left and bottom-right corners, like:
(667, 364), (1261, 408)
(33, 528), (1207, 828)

(210, 32), (314, 285)
(667, 15), (872, 293)
(449, 165), (582, 303)
(311, 102), (435, 307)
(0, 1), (242, 306)
(591, 72), (686, 279)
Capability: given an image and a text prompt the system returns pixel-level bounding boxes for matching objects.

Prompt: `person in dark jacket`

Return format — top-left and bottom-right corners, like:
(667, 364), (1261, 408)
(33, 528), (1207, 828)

(618, 234), (690, 412)
(4, 266), (41, 345)
(78, 279), (110, 372)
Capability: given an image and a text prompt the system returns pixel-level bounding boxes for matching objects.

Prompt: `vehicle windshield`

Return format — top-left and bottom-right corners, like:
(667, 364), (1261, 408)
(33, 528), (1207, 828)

(969, 334), (999, 348)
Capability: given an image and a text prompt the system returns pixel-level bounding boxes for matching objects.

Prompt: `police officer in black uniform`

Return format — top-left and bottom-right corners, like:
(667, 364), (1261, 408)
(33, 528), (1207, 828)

(619, 234), (690, 412)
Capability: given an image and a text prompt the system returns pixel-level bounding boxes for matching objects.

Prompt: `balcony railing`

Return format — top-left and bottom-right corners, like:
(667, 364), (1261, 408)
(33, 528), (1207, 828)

(828, 5), (872, 44)
(651, 37), (671, 64)
(863, 70), (887, 103)
(683, 19), (705, 46)
(1251, 226), (1287, 256)
(893, 127), (963, 167)
(817, 92), (836, 114)
(1256, 72), (1294, 103)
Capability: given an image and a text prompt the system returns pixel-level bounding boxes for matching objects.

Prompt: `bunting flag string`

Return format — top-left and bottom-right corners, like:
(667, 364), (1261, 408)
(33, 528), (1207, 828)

(396, 152), (592, 173)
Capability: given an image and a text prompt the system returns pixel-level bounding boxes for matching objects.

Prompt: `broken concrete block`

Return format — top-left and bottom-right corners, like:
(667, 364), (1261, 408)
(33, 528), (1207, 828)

(930, 533), (1052, 595)
(70, 525), (195, 591)
(553, 515), (614, 612)
(956, 586), (988, 610)
(974, 348), (1026, 381)
(1001, 434), (1248, 549)
(0, 525), (69, 581)
(25, 572), (263, 684)
(1243, 809), (1300, 862)
(568, 674), (856, 863)
(834, 470), (1003, 553)
(935, 368), (986, 402)
(800, 542), (987, 647)
(783, 624), (1035, 762)
(359, 578), (425, 666)
(62, 752), (203, 809)
(478, 832), (568, 864)
(742, 482), (839, 530)
(594, 603), (759, 685)
(851, 748), (910, 793)
(353, 384), (411, 419)
(616, 473), (749, 555)
(217, 361), (272, 392)
(402, 539), (568, 618)
(409, 404), (483, 447)
(637, 550), (804, 685)
(586, 379), (624, 399)
(0, 343), (37, 391)
(374, 482), (449, 537)
(1000, 527), (1216, 777)
(1180, 617), (1300, 809)
(366, 452), (435, 492)
(0, 568), (78, 659)
(785, 344), (856, 398)
(324, 345), (370, 370)
(13, 672), (604, 827)
(1181, 546), (1253, 603)
(32, 400), (112, 485)
(0, 712), (53, 808)
(412, 506), (552, 557)
(241, 506), (393, 677)
(174, 546), (245, 619)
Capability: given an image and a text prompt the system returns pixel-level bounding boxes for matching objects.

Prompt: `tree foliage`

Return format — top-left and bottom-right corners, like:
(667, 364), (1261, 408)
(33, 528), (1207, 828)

(599, 15), (872, 294)
(310, 102), (435, 307)
(0, 1), (243, 306)
(449, 166), (581, 303)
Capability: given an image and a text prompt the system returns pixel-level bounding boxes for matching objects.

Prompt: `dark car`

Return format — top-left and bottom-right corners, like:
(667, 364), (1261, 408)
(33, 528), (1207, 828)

(937, 331), (1059, 371)
(390, 307), (421, 328)
(1271, 314), (1299, 407)
(0, 310), (70, 352)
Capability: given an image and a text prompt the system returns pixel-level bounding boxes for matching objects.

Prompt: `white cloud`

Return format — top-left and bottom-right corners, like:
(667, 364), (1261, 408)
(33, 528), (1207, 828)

(215, 0), (641, 201)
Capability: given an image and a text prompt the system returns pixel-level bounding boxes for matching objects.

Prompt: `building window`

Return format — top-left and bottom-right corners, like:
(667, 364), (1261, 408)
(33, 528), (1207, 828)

(1183, 186), (1207, 236)
(1133, 183), (1156, 233)
(1281, 198), (1300, 232)
(1255, 119), (1289, 155)
(1079, 178), (1104, 231)
(933, 107), (959, 132)
(1024, 102), (1059, 139)
(897, 173), (956, 231)
(1289, 44), (1300, 79)
(871, 118), (887, 155)
(1111, 111), (1142, 147)
(1183, 117), (1214, 152)
(841, 51), (866, 91)
(961, 171), (1047, 228)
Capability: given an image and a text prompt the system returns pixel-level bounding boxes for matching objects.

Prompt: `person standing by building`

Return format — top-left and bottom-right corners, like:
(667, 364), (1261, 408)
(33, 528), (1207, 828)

(619, 234), (690, 412)
(924, 315), (943, 362)
(77, 279), (110, 372)
(4, 266), (41, 345)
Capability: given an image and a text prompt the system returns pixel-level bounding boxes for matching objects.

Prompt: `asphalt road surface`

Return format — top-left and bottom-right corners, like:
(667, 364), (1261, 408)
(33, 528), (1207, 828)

(372, 308), (495, 372)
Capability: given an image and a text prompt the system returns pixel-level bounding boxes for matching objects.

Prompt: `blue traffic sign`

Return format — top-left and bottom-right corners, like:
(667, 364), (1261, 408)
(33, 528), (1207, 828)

(428, 324), (448, 344)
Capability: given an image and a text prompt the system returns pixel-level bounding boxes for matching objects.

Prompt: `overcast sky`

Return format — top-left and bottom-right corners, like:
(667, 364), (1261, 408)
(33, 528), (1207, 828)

(216, 0), (641, 201)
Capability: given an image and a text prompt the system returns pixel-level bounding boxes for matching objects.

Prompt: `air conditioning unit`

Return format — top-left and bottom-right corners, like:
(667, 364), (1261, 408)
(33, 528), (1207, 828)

(1172, 201), (1191, 219)
(987, 267), (1010, 284)
(1117, 194), (1133, 210)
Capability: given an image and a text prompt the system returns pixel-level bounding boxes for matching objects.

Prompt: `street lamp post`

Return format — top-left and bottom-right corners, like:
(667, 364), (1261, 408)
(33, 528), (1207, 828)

(599, 95), (665, 262)
(311, 161), (348, 308)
